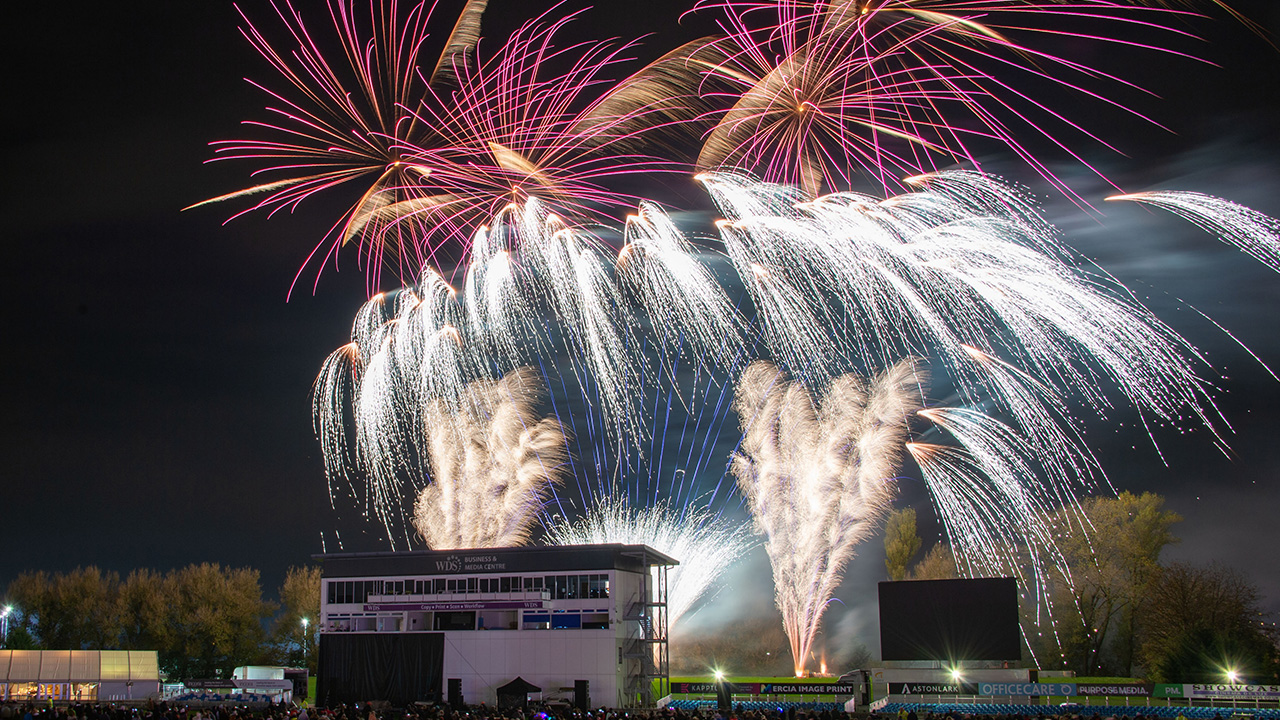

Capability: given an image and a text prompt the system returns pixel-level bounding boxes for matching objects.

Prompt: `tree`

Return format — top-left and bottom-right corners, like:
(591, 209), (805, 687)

(6, 568), (123, 650)
(909, 542), (958, 580)
(162, 563), (276, 679)
(884, 507), (922, 581)
(269, 565), (322, 672)
(1037, 491), (1181, 676)
(1140, 562), (1279, 683)
(117, 568), (172, 652)
(6, 571), (50, 648)
(3, 624), (37, 650)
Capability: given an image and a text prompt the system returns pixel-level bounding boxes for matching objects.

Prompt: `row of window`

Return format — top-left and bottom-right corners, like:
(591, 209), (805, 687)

(326, 574), (611, 604)
(324, 611), (610, 632)
(0, 683), (102, 701)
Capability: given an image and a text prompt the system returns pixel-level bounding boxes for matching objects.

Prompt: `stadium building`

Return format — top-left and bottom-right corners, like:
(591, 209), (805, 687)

(315, 544), (675, 709)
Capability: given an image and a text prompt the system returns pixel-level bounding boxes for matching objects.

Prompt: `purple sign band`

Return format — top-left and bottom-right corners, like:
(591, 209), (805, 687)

(363, 600), (545, 612)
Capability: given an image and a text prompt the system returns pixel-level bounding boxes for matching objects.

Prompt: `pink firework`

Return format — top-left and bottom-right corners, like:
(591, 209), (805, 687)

(193, 0), (682, 291)
(683, 0), (1211, 198)
(384, 8), (688, 267)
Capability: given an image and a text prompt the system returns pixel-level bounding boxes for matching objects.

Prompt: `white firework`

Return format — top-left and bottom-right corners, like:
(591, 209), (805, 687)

(546, 493), (755, 628)
(414, 367), (569, 550)
(731, 359), (925, 674)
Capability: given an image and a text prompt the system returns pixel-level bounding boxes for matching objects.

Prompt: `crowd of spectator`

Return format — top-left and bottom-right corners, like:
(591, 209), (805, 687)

(0, 700), (1238, 720)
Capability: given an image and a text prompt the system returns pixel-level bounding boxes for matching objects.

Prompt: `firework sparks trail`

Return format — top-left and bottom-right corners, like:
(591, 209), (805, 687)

(700, 171), (1225, 459)
(731, 359), (924, 674)
(312, 170), (1280, 645)
(464, 198), (650, 443)
(413, 367), (569, 549)
(313, 196), (745, 539)
(908, 407), (1082, 640)
(1108, 190), (1280, 273)
(546, 493), (755, 628)
(619, 202), (747, 373)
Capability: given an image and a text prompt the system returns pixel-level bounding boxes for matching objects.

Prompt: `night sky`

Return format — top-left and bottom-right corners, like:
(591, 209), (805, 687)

(4, 0), (1280, 650)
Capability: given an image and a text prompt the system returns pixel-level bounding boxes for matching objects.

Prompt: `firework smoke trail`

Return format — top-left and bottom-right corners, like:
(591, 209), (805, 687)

(731, 359), (924, 674)
(413, 367), (569, 550)
(546, 493), (755, 627)
(1107, 191), (1280, 273)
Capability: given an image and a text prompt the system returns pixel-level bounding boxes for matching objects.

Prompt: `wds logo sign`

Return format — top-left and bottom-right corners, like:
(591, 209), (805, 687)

(436, 555), (462, 572)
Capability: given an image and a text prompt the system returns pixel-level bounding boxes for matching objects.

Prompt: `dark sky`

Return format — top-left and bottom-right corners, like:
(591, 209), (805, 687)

(3, 0), (1279, 641)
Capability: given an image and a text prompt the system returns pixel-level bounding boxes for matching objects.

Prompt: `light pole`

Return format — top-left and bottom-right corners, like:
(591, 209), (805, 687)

(301, 617), (310, 667)
(2, 606), (12, 646)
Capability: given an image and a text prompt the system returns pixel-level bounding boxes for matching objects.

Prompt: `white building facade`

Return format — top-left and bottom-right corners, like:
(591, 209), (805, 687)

(316, 544), (675, 709)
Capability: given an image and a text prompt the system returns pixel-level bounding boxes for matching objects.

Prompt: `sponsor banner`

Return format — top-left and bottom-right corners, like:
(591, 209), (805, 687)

(889, 683), (980, 695)
(671, 683), (858, 695)
(672, 683), (761, 694)
(1188, 685), (1280, 700)
(979, 682), (1078, 697)
(184, 679), (237, 689)
(432, 554), (509, 573)
(363, 600), (544, 612)
(672, 683), (718, 694)
(1076, 684), (1153, 697)
(1154, 684), (1186, 699)
(761, 684), (861, 695)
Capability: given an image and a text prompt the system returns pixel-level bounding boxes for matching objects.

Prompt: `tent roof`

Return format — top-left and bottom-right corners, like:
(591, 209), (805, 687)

(496, 676), (541, 694)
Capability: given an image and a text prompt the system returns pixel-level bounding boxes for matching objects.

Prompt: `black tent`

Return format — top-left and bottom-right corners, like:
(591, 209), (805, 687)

(496, 677), (541, 709)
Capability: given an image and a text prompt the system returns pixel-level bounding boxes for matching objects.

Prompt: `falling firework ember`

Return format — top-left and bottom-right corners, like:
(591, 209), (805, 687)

(731, 359), (924, 674)
(1108, 190), (1280, 273)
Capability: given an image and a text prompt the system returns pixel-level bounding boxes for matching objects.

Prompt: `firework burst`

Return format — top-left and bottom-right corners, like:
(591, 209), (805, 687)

(194, 0), (682, 290)
(413, 367), (569, 550)
(677, 0), (1207, 198)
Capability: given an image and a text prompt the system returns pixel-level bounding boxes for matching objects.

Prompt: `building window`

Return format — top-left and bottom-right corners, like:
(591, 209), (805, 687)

(551, 614), (582, 629)
(434, 612), (476, 631)
(522, 613), (550, 630)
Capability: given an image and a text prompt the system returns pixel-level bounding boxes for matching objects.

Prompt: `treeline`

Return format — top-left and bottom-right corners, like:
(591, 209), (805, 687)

(885, 492), (1280, 683)
(2, 563), (321, 679)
